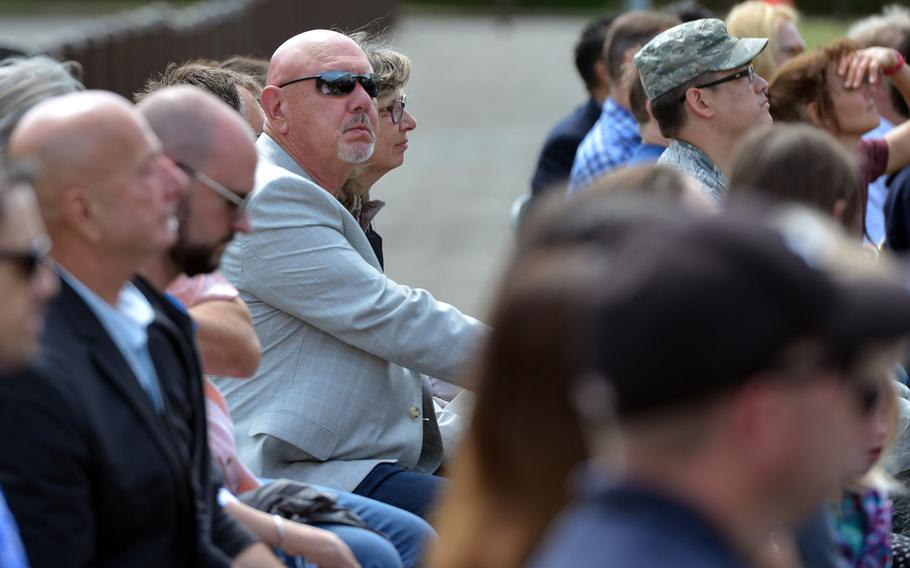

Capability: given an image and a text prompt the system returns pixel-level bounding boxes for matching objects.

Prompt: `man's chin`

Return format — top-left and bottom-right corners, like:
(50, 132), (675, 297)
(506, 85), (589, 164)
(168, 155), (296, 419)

(338, 142), (375, 164)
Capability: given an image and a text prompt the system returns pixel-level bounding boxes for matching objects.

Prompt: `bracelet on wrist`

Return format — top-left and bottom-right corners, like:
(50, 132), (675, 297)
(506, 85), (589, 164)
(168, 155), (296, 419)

(885, 53), (906, 76)
(272, 514), (286, 549)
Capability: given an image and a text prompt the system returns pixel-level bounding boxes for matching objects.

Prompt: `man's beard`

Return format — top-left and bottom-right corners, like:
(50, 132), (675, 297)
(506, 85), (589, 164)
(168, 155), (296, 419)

(338, 113), (375, 164)
(168, 234), (232, 277)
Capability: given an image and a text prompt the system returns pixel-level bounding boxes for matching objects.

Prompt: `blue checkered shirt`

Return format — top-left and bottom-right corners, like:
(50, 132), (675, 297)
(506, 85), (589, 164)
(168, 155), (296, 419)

(567, 97), (641, 194)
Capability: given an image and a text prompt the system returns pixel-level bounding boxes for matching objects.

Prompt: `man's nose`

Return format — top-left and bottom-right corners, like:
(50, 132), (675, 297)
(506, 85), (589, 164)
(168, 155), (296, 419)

(233, 211), (251, 234)
(401, 109), (418, 132)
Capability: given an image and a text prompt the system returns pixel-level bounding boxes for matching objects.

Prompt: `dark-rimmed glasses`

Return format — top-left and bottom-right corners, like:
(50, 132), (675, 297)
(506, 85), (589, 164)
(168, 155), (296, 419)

(678, 65), (755, 102)
(277, 71), (379, 98)
(381, 95), (406, 125)
(0, 233), (52, 280)
(176, 162), (248, 221)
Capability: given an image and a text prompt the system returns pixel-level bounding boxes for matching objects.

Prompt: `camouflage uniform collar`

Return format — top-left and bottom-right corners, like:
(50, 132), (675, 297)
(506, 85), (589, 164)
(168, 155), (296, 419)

(661, 139), (728, 204)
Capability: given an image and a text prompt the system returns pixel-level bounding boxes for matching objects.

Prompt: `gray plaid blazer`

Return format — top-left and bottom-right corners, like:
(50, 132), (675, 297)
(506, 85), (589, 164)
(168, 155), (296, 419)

(214, 135), (484, 491)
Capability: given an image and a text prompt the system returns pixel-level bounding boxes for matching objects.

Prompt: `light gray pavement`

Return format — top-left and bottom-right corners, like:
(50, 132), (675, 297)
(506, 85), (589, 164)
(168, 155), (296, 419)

(376, 12), (590, 318)
(0, 10), (594, 317)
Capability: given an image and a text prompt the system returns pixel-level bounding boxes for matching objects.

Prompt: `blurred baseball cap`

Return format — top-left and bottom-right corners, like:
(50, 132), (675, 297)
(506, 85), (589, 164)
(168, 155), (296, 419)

(587, 204), (910, 416)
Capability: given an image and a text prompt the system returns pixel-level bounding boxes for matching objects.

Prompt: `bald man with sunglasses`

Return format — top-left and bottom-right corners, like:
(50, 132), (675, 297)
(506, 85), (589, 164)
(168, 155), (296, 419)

(214, 30), (485, 520)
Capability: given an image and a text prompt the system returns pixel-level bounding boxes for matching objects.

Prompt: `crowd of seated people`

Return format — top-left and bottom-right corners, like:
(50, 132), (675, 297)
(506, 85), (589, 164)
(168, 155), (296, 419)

(4, 2), (910, 567)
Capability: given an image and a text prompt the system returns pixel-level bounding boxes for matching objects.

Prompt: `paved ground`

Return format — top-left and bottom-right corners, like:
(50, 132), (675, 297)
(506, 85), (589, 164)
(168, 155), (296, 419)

(0, 10), (592, 317)
(374, 12), (589, 318)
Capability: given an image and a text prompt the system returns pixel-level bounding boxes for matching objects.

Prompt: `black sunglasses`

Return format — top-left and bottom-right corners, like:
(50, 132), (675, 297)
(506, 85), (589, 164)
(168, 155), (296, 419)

(176, 162), (248, 221)
(278, 71), (380, 98)
(381, 95), (406, 125)
(0, 234), (52, 280)
(679, 65), (755, 102)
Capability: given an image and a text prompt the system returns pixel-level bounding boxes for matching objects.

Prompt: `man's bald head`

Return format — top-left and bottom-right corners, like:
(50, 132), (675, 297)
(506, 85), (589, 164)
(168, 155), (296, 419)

(8, 89), (185, 273)
(137, 85), (254, 171)
(9, 90), (160, 226)
(261, 29), (378, 191)
(138, 85), (257, 277)
(267, 29), (369, 87)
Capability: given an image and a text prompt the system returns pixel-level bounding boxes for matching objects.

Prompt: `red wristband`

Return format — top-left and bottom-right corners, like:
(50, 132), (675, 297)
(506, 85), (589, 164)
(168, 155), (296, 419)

(885, 52), (906, 76)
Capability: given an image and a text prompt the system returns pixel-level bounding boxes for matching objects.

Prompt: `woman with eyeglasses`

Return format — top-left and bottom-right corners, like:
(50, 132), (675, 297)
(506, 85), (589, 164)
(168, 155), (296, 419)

(769, 40), (910, 219)
(337, 35), (418, 271)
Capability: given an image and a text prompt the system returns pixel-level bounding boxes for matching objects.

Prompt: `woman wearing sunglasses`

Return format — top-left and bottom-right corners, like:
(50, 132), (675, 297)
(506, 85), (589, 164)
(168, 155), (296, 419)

(337, 36), (418, 271)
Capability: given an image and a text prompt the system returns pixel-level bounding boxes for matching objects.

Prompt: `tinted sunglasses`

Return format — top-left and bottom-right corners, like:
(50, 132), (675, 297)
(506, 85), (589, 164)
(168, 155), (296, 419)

(278, 71), (379, 98)
(0, 234), (52, 280)
(382, 95), (406, 125)
(176, 162), (248, 222)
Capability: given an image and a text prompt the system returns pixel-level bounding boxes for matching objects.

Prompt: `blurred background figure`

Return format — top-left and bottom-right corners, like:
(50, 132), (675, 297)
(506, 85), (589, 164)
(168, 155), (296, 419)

(728, 123), (866, 237)
(770, 39), (910, 241)
(0, 160), (58, 568)
(726, 1), (806, 81)
(567, 10), (679, 194)
(0, 163), (58, 373)
(847, 6), (910, 245)
(528, 206), (910, 568)
(530, 15), (616, 197)
(0, 56), (83, 150)
(431, 165), (710, 568)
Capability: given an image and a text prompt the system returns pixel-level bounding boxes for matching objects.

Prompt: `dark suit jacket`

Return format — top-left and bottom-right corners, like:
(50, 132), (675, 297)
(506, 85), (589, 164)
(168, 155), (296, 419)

(530, 97), (602, 196)
(0, 277), (255, 568)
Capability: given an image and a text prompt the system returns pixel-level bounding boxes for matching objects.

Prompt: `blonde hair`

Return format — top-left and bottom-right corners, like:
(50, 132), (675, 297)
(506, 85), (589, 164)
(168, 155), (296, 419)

(726, 1), (800, 80)
(348, 32), (411, 98)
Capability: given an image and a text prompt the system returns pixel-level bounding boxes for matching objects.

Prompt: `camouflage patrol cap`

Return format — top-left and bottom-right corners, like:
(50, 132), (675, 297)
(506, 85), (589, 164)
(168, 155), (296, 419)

(633, 18), (767, 101)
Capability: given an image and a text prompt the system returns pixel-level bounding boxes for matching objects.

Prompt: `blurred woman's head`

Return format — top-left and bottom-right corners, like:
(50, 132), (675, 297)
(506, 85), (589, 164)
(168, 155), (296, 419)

(726, 1), (805, 81)
(728, 123), (865, 237)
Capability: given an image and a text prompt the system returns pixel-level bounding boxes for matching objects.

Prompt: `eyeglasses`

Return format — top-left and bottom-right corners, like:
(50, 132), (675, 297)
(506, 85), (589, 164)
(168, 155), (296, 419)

(176, 162), (248, 220)
(381, 95), (406, 125)
(679, 65), (755, 102)
(277, 71), (380, 98)
(0, 234), (52, 280)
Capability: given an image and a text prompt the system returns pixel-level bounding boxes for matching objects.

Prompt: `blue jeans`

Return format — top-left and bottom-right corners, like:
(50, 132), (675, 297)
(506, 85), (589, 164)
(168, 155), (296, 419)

(276, 523), (402, 568)
(351, 463), (449, 522)
(314, 484), (435, 568)
(262, 479), (436, 568)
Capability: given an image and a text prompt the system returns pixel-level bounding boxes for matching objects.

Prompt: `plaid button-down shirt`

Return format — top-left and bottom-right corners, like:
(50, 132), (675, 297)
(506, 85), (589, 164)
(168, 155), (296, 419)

(567, 97), (641, 194)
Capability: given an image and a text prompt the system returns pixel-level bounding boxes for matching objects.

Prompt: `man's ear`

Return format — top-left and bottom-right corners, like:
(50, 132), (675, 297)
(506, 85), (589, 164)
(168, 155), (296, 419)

(594, 59), (611, 92)
(805, 100), (824, 128)
(260, 86), (288, 134)
(62, 187), (102, 243)
(685, 88), (715, 120)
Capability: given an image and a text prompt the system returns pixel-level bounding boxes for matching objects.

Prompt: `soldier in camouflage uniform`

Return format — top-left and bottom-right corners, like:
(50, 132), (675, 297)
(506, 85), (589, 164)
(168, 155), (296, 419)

(634, 18), (773, 205)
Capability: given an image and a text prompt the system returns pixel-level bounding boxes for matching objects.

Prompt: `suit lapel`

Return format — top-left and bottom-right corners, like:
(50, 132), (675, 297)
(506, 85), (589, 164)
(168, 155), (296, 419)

(55, 281), (187, 478)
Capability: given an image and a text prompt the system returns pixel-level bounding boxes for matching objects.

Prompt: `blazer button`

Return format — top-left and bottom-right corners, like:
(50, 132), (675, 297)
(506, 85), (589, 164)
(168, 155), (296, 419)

(409, 406), (420, 419)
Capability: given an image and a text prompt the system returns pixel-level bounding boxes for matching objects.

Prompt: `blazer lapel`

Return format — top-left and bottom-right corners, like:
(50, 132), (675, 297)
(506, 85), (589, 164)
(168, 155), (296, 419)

(55, 281), (187, 477)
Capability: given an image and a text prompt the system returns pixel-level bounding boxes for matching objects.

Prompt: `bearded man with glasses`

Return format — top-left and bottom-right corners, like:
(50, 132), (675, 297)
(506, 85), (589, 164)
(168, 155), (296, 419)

(215, 29), (486, 521)
(635, 18), (774, 205)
